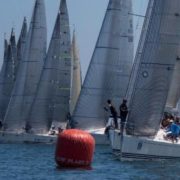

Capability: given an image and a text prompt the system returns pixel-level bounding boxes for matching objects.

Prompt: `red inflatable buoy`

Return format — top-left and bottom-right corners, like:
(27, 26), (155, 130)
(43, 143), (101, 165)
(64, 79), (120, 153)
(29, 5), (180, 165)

(55, 129), (95, 168)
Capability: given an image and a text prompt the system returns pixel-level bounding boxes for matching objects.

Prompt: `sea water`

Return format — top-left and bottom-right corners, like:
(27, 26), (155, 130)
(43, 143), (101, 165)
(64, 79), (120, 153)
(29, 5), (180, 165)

(0, 144), (179, 180)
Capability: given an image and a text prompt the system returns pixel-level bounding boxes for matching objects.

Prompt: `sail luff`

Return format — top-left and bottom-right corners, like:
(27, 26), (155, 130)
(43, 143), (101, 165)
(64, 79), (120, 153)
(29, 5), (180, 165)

(3, 0), (47, 132)
(72, 0), (134, 130)
(126, 0), (180, 136)
(28, 6), (62, 134)
(70, 30), (82, 115)
(51, 0), (72, 127)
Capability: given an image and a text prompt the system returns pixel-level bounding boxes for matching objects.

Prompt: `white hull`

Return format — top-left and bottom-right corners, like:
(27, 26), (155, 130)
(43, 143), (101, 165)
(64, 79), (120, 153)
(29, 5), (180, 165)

(0, 131), (57, 144)
(109, 129), (180, 161)
(0, 129), (109, 145)
(88, 128), (109, 145)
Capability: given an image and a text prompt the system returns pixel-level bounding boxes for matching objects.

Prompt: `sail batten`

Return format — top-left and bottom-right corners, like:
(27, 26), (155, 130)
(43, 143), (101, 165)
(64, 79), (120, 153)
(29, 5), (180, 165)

(126, 0), (180, 136)
(72, 0), (134, 130)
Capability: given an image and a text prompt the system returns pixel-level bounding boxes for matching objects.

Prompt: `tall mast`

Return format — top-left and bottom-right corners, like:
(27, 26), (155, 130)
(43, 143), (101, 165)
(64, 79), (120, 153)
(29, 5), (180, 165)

(126, 0), (180, 136)
(3, 0), (47, 132)
(70, 29), (82, 115)
(72, 0), (134, 130)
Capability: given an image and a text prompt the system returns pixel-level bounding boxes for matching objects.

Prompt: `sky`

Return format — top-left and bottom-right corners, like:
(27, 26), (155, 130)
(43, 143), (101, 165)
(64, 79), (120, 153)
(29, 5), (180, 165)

(0, 0), (148, 80)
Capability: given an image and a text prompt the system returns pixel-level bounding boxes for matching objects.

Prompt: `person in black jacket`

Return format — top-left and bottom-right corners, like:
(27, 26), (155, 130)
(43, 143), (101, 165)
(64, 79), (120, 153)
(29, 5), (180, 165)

(107, 99), (118, 129)
(119, 99), (128, 131)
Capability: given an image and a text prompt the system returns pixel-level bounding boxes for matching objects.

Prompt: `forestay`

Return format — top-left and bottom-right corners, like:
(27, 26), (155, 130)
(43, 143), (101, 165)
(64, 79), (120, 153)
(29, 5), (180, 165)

(3, 0), (47, 132)
(72, 0), (134, 130)
(126, 0), (180, 136)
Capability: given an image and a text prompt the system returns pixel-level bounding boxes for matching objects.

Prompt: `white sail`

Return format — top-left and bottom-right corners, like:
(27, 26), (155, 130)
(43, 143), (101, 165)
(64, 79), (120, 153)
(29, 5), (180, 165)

(16, 17), (28, 79)
(126, 0), (180, 136)
(0, 20), (27, 123)
(72, 0), (134, 130)
(166, 50), (180, 108)
(70, 30), (82, 115)
(0, 40), (14, 121)
(51, 0), (71, 128)
(28, 1), (66, 134)
(3, 0), (47, 132)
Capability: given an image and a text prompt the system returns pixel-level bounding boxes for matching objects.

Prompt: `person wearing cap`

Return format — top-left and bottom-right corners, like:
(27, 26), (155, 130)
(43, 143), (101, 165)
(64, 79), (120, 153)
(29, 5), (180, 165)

(165, 120), (180, 143)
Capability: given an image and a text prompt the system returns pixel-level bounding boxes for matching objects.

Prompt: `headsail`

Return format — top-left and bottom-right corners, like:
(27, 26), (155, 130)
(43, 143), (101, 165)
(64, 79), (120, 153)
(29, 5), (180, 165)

(28, 2), (63, 134)
(70, 30), (82, 115)
(16, 17), (28, 79)
(126, 0), (180, 136)
(166, 49), (180, 108)
(51, 0), (71, 128)
(72, 0), (134, 130)
(3, 0), (47, 132)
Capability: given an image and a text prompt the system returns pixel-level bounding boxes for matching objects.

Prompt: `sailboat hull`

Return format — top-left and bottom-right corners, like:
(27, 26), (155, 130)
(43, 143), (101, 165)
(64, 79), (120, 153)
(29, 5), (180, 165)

(0, 131), (109, 145)
(110, 130), (180, 161)
(0, 131), (57, 144)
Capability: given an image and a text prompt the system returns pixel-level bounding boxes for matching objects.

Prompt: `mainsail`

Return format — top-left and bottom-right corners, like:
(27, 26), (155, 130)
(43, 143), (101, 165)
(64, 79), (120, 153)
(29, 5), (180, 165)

(70, 30), (82, 115)
(72, 0), (134, 130)
(51, 0), (71, 127)
(126, 0), (180, 136)
(28, 1), (66, 134)
(3, 0), (47, 132)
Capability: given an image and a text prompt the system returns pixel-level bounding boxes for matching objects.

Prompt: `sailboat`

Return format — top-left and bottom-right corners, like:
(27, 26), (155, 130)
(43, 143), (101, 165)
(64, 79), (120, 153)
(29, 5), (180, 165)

(71, 0), (134, 144)
(110, 0), (180, 160)
(0, 0), (75, 144)
(28, 0), (71, 135)
(0, 19), (27, 122)
(0, 0), (47, 143)
(50, 0), (72, 131)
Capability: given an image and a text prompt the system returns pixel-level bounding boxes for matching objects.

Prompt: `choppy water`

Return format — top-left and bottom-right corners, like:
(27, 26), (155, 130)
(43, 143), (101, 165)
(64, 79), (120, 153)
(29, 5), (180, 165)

(0, 144), (179, 180)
